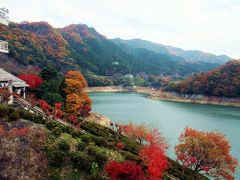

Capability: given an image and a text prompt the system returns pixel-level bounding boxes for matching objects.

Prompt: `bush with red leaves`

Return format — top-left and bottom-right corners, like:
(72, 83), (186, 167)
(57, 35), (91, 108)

(79, 104), (91, 118)
(105, 161), (146, 180)
(54, 109), (63, 119)
(139, 144), (168, 180)
(17, 74), (43, 88)
(0, 125), (30, 138)
(55, 103), (62, 109)
(39, 100), (50, 112)
(68, 114), (78, 125)
(116, 142), (125, 150)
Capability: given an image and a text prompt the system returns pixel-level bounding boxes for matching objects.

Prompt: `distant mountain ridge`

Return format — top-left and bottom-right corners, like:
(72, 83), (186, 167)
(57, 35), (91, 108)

(113, 38), (232, 64)
(0, 21), (224, 76)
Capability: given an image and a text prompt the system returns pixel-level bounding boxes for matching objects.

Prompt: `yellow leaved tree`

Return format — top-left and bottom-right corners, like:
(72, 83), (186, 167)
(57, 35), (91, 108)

(64, 71), (92, 116)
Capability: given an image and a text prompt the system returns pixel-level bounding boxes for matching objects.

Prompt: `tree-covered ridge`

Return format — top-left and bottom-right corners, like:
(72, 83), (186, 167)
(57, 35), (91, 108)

(113, 38), (231, 64)
(0, 22), (71, 66)
(167, 60), (240, 98)
(1, 21), (219, 76)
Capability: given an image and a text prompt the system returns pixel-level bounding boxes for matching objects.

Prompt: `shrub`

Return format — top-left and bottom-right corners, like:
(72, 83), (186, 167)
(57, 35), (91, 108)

(53, 127), (62, 136)
(58, 140), (70, 152)
(0, 106), (9, 117)
(87, 145), (108, 167)
(19, 110), (34, 121)
(121, 137), (141, 154)
(47, 149), (66, 167)
(120, 150), (141, 162)
(116, 142), (125, 150)
(32, 115), (45, 124)
(7, 107), (16, 115)
(94, 151), (108, 167)
(96, 147), (125, 163)
(87, 145), (99, 156)
(71, 152), (94, 172)
(90, 162), (99, 177)
(8, 111), (20, 121)
(77, 141), (86, 151)
(43, 93), (63, 106)
(70, 130), (82, 138)
(93, 136), (108, 147)
(80, 134), (93, 144)
(105, 161), (146, 180)
(46, 121), (57, 130)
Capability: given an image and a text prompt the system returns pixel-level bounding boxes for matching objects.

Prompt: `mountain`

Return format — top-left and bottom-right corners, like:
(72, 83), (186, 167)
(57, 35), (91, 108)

(167, 60), (240, 98)
(113, 38), (232, 64)
(0, 21), (220, 76)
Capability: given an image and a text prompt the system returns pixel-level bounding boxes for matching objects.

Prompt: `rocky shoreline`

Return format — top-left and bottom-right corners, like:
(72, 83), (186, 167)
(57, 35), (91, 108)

(87, 86), (240, 108)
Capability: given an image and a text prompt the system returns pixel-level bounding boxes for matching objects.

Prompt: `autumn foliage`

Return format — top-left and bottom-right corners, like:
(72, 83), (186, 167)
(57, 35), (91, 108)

(168, 60), (240, 98)
(175, 127), (238, 179)
(116, 142), (125, 150)
(0, 125), (30, 138)
(120, 123), (149, 143)
(105, 161), (146, 180)
(139, 145), (168, 180)
(0, 88), (11, 102)
(39, 100), (50, 111)
(138, 128), (168, 180)
(64, 71), (92, 116)
(17, 74), (43, 88)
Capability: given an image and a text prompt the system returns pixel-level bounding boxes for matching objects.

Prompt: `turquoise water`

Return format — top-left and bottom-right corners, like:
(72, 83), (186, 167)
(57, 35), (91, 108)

(90, 92), (240, 178)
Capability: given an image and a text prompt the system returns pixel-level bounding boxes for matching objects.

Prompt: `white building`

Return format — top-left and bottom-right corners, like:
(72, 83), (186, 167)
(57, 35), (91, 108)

(0, 68), (29, 104)
(0, 8), (9, 53)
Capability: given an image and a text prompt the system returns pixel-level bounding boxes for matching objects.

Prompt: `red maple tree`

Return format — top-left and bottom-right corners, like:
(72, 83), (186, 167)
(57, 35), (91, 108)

(175, 127), (238, 179)
(139, 144), (168, 180)
(18, 74), (43, 88)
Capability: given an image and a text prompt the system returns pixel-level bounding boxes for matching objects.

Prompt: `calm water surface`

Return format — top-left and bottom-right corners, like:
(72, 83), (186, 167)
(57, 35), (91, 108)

(90, 92), (240, 178)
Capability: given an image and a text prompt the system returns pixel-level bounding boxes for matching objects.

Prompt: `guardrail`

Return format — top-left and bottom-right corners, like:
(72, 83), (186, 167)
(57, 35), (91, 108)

(14, 96), (75, 128)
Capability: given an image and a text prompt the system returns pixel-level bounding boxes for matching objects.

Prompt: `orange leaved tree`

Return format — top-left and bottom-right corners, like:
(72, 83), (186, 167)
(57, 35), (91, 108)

(120, 123), (149, 144)
(175, 127), (238, 179)
(64, 70), (91, 116)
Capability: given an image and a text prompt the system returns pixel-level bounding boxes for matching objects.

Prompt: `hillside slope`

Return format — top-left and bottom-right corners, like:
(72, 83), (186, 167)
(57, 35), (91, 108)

(0, 105), (208, 179)
(0, 21), (219, 76)
(167, 60), (240, 98)
(113, 38), (231, 64)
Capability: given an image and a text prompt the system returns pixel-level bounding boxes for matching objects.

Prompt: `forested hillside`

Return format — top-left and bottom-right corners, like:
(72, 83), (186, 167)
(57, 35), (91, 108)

(0, 21), (220, 76)
(167, 60), (240, 98)
(113, 38), (231, 64)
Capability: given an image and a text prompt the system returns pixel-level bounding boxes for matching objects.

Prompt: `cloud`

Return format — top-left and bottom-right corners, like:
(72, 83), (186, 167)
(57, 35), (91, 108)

(1, 0), (240, 58)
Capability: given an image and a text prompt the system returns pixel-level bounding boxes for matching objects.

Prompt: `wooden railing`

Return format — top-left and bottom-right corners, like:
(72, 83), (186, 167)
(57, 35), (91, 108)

(14, 96), (75, 129)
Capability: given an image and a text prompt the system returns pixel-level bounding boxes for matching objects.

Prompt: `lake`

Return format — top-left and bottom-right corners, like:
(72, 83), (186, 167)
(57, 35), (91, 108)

(90, 92), (240, 178)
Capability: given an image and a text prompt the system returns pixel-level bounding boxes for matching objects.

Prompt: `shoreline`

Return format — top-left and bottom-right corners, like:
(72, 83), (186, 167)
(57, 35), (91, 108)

(87, 86), (240, 108)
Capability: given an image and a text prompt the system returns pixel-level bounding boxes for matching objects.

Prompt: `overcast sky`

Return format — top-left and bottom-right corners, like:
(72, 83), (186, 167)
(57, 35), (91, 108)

(2, 0), (240, 58)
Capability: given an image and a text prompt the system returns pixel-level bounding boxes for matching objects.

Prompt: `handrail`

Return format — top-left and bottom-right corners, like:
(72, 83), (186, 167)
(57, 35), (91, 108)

(14, 96), (75, 129)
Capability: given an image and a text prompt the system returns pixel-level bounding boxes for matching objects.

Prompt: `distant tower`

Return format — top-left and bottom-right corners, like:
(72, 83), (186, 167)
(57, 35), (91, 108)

(0, 7), (9, 53)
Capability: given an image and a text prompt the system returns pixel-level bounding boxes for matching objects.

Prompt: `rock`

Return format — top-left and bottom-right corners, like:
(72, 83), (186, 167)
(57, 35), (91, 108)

(84, 112), (111, 126)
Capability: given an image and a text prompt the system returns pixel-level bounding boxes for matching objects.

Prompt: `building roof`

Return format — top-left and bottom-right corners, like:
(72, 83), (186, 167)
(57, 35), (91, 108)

(0, 68), (29, 87)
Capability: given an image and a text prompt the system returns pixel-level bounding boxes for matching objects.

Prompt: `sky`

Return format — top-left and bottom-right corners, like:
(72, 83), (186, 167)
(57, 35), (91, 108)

(1, 0), (240, 58)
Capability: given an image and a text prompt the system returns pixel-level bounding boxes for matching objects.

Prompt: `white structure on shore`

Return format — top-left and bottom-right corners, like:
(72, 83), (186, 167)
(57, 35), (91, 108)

(0, 7), (9, 53)
(0, 68), (29, 104)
